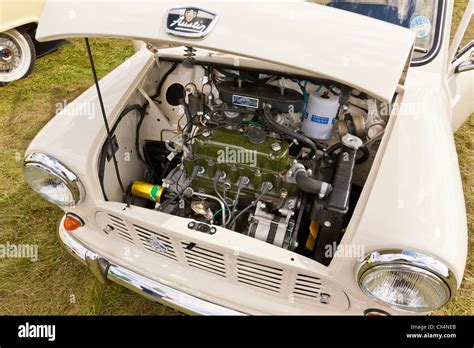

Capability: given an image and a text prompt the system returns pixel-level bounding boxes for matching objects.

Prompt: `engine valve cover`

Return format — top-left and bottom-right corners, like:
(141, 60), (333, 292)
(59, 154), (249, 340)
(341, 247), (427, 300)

(183, 128), (299, 199)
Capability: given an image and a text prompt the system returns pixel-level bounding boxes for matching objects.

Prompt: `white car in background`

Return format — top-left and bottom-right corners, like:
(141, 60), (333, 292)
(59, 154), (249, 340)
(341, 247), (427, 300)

(23, 0), (473, 315)
(0, 0), (65, 85)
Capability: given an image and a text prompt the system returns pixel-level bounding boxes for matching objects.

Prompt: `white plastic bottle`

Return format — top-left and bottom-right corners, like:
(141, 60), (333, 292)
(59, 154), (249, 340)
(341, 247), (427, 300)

(302, 91), (340, 140)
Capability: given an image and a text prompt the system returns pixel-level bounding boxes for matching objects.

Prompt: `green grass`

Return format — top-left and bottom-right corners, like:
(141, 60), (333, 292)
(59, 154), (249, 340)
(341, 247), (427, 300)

(0, 3), (472, 314)
(0, 39), (176, 315)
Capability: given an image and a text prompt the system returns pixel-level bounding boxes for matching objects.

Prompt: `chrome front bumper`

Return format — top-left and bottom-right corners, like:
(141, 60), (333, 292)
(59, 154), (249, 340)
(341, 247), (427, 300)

(58, 221), (244, 315)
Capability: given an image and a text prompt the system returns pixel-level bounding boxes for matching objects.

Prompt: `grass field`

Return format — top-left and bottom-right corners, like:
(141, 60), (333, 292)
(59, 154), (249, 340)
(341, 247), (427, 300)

(0, 3), (472, 315)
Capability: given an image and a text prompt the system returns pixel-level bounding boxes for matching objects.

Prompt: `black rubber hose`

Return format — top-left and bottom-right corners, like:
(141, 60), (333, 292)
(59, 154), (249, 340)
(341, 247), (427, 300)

(325, 142), (343, 157)
(151, 62), (178, 100)
(262, 105), (319, 158)
(295, 170), (332, 198)
(209, 108), (255, 118)
(179, 98), (193, 135)
(356, 145), (370, 164)
(180, 113), (201, 136)
(100, 63), (179, 201)
(135, 104), (150, 169)
(99, 104), (144, 201)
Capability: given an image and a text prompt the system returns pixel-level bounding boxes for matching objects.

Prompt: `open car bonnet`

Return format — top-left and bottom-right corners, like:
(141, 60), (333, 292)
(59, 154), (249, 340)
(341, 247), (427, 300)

(36, 0), (416, 102)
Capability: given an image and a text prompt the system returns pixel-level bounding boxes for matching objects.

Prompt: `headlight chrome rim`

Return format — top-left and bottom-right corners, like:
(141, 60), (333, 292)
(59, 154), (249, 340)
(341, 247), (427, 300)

(24, 153), (85, 207)
(357, 250), (457, 312)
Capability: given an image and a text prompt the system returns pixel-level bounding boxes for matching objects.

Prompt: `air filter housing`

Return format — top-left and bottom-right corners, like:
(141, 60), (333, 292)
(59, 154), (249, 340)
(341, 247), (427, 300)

(218, 81), (303, 113)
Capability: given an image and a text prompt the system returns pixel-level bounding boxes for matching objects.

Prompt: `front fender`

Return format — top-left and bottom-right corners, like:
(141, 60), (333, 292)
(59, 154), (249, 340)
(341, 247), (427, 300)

(0, 0), (44, 32)
(25, 48), (154, 205)
(338, 70), (467, 293)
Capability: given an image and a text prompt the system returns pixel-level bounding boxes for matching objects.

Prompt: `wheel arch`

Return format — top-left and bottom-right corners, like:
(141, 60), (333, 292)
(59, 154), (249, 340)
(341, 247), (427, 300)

(0, 19), (39, 35)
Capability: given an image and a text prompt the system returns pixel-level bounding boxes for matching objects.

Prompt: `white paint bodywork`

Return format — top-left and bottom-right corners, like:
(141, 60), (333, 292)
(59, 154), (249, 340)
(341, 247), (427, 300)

(0, 0), (45, 32)
(25, 0), (472, 315)
(448, 0), (474, 131)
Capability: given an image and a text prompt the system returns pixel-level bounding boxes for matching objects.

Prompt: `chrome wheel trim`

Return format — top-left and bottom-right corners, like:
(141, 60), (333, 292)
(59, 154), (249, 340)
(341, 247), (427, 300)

(0, 30), (30, 82)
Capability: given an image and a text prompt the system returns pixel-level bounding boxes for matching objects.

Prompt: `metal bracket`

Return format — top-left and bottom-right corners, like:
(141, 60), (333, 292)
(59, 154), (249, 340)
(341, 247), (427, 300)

(187, 221), (217, 235)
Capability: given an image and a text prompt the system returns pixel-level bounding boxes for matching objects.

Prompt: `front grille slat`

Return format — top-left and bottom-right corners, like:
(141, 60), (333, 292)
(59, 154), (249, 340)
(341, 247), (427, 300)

(294, 282), (322, 291)
(296, 274), (322, 282)
(184, 251), (226, 266)
(132, 224), (177, 261)
(237, 269), (282, 284)
(118, 232), (134, 241)
(236, 257), (283, 293)
(136, 232), (173, 247)
(143, 248), (177, 261)
(107, 214), (135, 245)
(294, 291), (319, 299)
(235, 263), (283, 278)
(186, 263), (226, 277)
(181, 242), (226, 277)
(292, 274), (330, 302)
(183, 245), (224, 258)
(237, 279), (280, 293)
(141, 243), (177, 257)
(237, 275), (280, 289)
(134, 226), (170, 241)
(109, 215), (126, 224)
(294, 286), (320, 295)
(100, 211), (340, 309)
(236, 257), (283, 272)
(185, 256), (227, 273)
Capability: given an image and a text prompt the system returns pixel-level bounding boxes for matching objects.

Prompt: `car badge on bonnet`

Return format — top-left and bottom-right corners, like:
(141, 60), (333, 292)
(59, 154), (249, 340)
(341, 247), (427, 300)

(166, 7), (218, 38)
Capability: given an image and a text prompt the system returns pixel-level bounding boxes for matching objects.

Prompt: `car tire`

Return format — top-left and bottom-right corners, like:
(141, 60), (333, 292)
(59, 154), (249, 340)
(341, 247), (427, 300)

(0, 28), (36, 86)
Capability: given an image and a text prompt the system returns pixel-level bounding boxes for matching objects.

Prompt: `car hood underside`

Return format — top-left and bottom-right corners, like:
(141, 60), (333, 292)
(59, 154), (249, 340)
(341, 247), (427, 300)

(36, 0), (416, 102)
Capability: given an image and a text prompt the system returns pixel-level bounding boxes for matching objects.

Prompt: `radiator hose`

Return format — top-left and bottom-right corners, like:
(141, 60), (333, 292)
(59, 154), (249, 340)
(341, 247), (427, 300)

(262, 104), (321, 158)
(179, 98), (193, 135)
(294, 169), (332, 199)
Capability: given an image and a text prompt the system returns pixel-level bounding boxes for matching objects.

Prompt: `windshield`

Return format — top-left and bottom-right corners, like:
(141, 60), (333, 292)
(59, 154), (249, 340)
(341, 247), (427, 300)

(311, 0), (441, 60)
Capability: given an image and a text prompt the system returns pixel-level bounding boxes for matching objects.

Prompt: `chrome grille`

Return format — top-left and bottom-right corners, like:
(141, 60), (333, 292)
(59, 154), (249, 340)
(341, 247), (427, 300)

(134, 225), (177, 261)
(236, 257), (283, 293)
(107, 214), (134, 244)
(181, 242), (226, 277)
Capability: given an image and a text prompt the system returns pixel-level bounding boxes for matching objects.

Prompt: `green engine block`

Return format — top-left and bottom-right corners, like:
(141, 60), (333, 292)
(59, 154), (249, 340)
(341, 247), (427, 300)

(183, 127), (299, 201)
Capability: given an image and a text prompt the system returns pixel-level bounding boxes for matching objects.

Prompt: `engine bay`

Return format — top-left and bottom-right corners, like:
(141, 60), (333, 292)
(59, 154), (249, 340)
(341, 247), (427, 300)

(99, 49), (392, 265)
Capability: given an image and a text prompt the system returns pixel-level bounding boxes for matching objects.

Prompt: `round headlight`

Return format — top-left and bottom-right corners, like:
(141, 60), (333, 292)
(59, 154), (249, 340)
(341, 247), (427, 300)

(23, 153), (85, 207)
(357, 250), (456, 312)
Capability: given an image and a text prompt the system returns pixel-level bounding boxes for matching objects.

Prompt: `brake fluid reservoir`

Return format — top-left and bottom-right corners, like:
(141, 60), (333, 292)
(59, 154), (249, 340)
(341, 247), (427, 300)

(302, 91), (340, 140)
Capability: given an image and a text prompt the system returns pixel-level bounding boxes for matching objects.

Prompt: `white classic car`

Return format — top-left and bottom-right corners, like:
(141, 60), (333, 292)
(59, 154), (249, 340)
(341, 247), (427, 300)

(0, 0), (66, 85)
(0, 0), (44, 84)
(23, 0), (473, 315)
